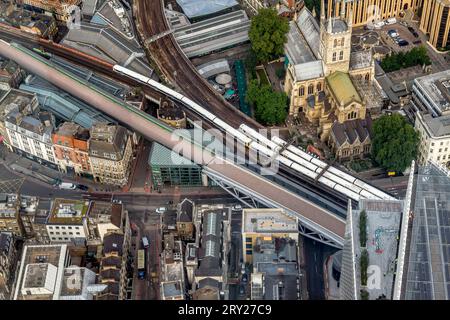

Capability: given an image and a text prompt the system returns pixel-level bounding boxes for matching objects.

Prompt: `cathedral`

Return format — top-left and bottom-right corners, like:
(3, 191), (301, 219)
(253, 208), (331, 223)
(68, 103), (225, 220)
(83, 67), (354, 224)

(284, 0), (375, 161)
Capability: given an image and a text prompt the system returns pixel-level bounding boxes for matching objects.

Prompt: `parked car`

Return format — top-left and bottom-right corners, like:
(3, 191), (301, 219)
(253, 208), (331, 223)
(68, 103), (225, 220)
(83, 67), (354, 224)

(388, 30), (399, 38)
(242, 273), (248, 283)
(373, 21), (385, 29)
(385, 17), (397, 25)
(398, 39), (409, 46)
(413, 40), (422, 44)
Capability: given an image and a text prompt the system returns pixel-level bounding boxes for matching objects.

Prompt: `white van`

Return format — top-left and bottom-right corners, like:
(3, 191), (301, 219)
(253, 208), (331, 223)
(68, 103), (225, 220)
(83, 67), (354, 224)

(58, 182), (76, 190)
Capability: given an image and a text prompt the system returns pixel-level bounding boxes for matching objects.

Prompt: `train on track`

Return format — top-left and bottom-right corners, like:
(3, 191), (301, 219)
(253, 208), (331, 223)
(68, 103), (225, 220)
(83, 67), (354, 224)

(113, 65), (395, 203)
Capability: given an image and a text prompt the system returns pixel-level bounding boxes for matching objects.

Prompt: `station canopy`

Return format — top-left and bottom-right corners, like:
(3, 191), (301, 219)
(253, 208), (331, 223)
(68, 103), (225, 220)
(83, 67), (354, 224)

(176, 0), (238, 19)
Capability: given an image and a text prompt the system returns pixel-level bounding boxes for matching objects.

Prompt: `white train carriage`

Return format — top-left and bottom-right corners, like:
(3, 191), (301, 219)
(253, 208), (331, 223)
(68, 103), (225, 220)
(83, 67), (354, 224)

(271, 136), (314, 162)
(180, 97), (217, 121)
(282, 149), (319, 172)
(327, 166), (357, 184)
(291, 162), (318, 180)
(360, 189), (382, 200)
(318, 176), (337, 189)
(334, 184), (360, 202)
(239, 124), (279, 150)
(323, 172), (363, 194)
(214, 118), (252, 146)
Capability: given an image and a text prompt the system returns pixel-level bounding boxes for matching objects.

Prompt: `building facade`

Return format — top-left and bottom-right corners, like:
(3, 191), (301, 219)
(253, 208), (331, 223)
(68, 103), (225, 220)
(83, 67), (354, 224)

(415, 112), (450, 166)
(5, 110), (57, 168)
(0, 194), (23, 237)
(327, 0), (423, 27)
(0, 89), (39, 150)
(419, 0), (450, 50)
(46, 199), (90, 243)
(241, 208), (298, 264)
(52, 122), (91, 176)
(0, 232), (16, 299)
(88, 124), (133, 187)
(19, 0), (82, 22)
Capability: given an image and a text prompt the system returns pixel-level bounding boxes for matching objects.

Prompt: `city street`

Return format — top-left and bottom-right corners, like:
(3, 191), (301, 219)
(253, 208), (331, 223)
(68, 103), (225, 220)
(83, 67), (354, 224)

(304, 238), (338, 300)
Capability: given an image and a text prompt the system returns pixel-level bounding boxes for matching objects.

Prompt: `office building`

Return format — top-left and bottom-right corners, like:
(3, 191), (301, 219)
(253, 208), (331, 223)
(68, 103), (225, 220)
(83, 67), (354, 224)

(242, 208), (298, 263)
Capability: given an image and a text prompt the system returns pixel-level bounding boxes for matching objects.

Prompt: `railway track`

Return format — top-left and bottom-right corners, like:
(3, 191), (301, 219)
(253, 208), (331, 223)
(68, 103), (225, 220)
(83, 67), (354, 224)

(134, 0), (263, 129)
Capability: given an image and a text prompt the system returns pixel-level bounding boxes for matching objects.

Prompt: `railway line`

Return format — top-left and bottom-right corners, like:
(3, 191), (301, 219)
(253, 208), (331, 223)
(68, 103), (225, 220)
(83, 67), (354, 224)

(0, 39), (346, 246)
(133, 0), (262, 129)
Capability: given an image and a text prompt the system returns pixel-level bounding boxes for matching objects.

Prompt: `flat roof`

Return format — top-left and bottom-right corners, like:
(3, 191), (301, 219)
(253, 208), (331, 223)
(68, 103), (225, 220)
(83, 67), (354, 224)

(357, 199), (403, 299)
(419, 112), (450, 137)
(413, 69), (450, 116)
(405, 163), (450, 299)
(175, 0), (238, 19)
(243, 208), (298, 234)
(14, 244), (67, 300)
(48, 199), (89, 225)
(173, 10), (250, 58)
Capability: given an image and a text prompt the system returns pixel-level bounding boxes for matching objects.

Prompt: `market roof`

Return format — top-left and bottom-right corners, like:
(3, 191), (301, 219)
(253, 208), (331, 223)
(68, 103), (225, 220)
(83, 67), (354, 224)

(326, 71), (362, 106)
(176, 0), (238, 19)
(149, 142), (197, 167)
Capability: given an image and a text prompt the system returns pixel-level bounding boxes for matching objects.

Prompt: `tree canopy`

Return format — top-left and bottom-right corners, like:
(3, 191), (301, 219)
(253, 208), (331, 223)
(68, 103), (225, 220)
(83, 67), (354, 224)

(380, 46), (431, 72)
(371, 114), (419, 174)
(249, 8), (289, 63)
(246, 79), (287, 126)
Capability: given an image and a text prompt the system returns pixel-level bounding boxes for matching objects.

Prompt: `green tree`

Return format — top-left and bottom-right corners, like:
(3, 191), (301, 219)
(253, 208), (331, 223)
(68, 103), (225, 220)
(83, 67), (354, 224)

(246, 79), (287, 125)
(371, 114), (419, 174)
(381, 46), (431, 72)
(249, 8), (289, 63)
(360, 249), (369, 286)
(359, 210), (367, 248)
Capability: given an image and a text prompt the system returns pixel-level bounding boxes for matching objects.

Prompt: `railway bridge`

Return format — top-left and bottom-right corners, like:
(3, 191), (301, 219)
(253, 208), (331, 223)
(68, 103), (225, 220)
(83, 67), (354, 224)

(0, 40), (346, 248)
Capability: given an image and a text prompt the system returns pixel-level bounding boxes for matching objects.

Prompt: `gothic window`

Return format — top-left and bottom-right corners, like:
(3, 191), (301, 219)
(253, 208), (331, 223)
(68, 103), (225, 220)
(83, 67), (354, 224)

(365, 73), (370, 82)
(339, 51), (344, 60)
(334, 39), (337, 48)
(308, 84), (314, 95)
(341, 37), (345, 46)
(332, 52), (337, 62)
(299, 86), (305, 96)
(317, 83), (322, 92)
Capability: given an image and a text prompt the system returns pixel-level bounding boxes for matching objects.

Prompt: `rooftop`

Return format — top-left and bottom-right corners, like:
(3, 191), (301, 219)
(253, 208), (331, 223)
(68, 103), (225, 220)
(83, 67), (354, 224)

(14, 244), (68, 300)
(413, 69), (450, 116)
(243, 208), (298, 234)
(350, 51), (373, 70)
(149, 142), (197, 167)
(357, 199), (403, 299)
(420, 112), (450, 137)
(175, 0), (238, 19)
(293, 60), (324, 82)
(405, 163), (450, 299)
(48, 199), (89, 225)
(326, 71), (362, 106)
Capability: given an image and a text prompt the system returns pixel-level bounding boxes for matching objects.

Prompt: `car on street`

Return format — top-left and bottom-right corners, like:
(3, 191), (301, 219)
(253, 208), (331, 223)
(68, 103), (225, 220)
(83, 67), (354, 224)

(398, 39), (409, 46)
(77, 184), (89, 191)
(242, 273), (248, 283)
(58, 182), (76, 190)
(156, 207), (166, 214)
